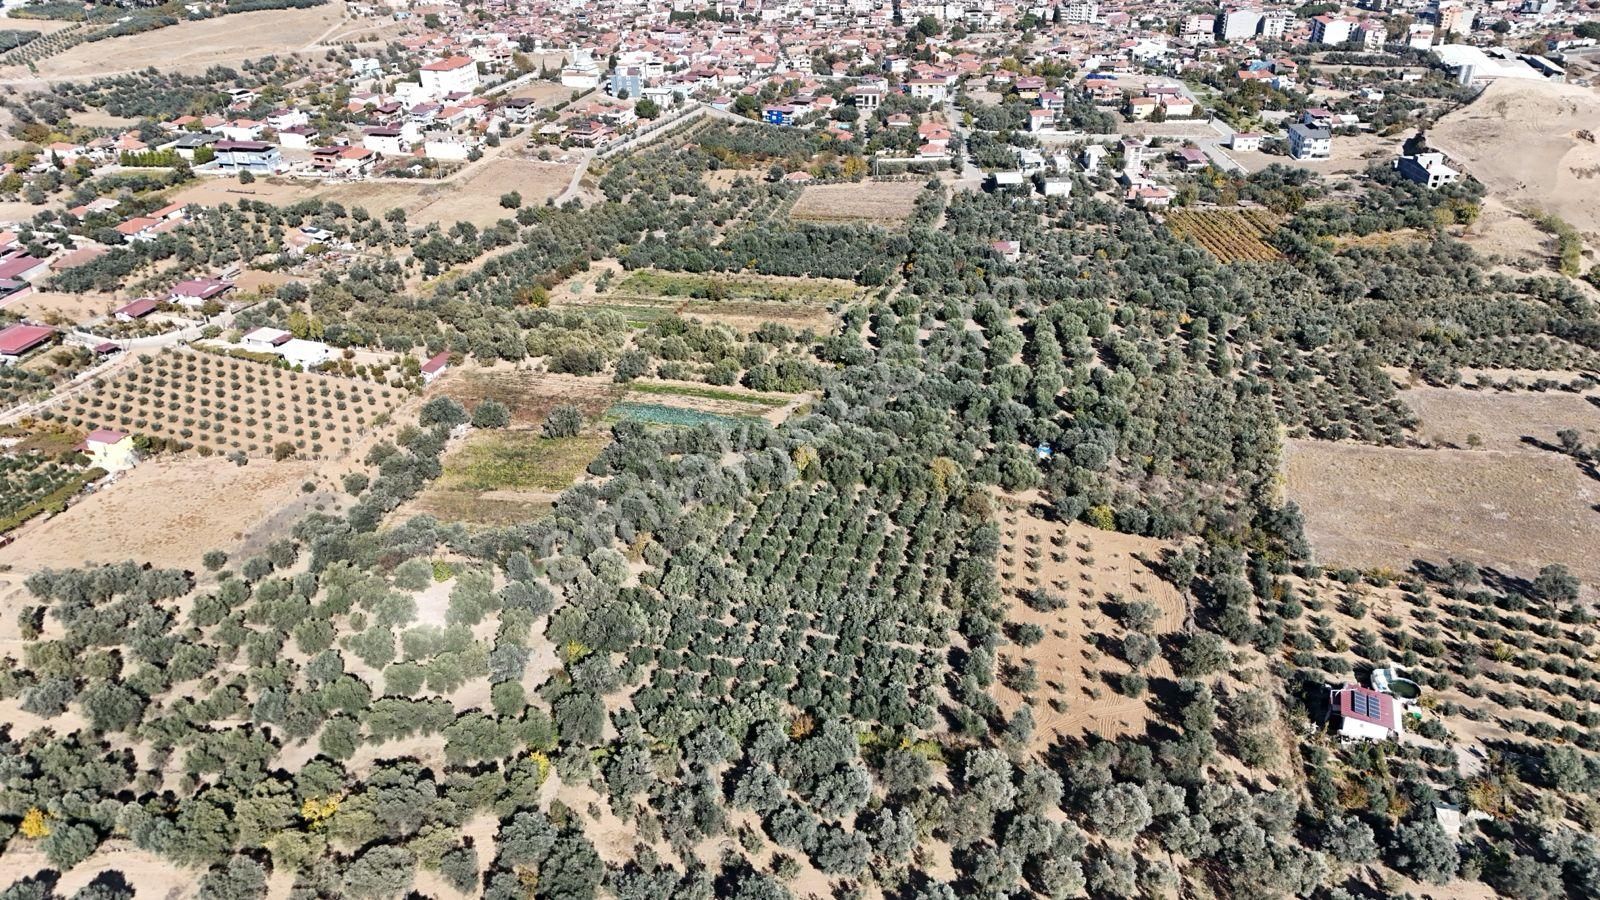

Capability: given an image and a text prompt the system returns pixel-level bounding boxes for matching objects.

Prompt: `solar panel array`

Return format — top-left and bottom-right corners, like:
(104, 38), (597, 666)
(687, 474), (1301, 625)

(1350, 691), (1381, 719)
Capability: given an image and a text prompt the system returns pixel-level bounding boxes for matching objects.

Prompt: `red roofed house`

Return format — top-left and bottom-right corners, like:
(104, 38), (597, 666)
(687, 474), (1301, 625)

(1330, 684), (1400, 742)
(421, 351), (451, 384)
(169, 278), (233, 308)
(0, 322), (55, 363)
(115, 298), (161, 321)
(0, 253), (49, 284)
(115, 217), (163, 242)
(78, 428), (138, 472)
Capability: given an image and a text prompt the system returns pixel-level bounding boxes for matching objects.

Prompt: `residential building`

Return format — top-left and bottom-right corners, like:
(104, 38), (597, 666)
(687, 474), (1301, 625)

(211, 140), (283, 174)
(1330, 684), (1400, 741)
(420, 56), (481, 96)
(1394, 151), (1461, 188)
(1219, 7), (1264, 41)
(421, 352), (451, 384)
(0, 322), (53, 364)
(79, 429), (137, 473)
(1310, 15), (1358, 45)
(1287, 123), (1332, 159)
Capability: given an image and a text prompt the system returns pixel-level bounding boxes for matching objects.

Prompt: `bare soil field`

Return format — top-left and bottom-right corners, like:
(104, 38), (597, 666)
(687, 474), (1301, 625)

(321, 158), (576, 227)
(1431, 78), (1600, 237)
(1458, 196), (1556, 269)
(432, 367), (621, 429)
(0, 456), (315, 573)
(1231, 132), (1400, 176)
(4, 3), (345, 79)
(790, 180), (925, 226)
(993, 496), (1188, 746)
(165, 177), (324, 209)
(1, 290), (117, 325)
(1282, 439), (1600, 587)
(1402, 385), (1600, 451)
(503, 80), (579, 106)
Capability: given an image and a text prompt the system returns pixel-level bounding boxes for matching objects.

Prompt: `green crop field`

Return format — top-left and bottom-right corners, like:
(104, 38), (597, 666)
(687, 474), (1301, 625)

(606, 401), (754, 427)
(613, 269), (860, 304)
(442, 432), (608, 494)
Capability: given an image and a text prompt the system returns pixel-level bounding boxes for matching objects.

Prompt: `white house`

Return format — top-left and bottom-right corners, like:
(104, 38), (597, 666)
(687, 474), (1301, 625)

(242, 327), (293, 351)
(419, 56), (481, 97)
(279, 338), (332, 369)
(1287, 123), (1332, 160)
(1229, 132), (1262, 152)
(1395, 151), (1460, 188)
(1330, 684), (1401, 742)
(421, 351), (450, 384)
(363, 127), (410, 156)
(906, 77), (948, 104)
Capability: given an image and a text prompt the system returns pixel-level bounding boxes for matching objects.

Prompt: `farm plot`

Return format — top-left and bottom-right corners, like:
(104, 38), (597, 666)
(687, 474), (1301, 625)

(617, 380), (796, 425)
(613, 269), (861, 305)
(1163, 208), (1283, 262)
(45, 349), (402, 459)
(431, 368), (620, 429)
(320, 158), (577, 227)
(1401, 385), (1600, 452)
(408, 369), (618, 526)
(1283, 439), (1600, 586)
(551, 261), (844, 332)
(409, 430), (608, 527)
(790, 180), (926, 226)
(0, 456), (315, 572)
(0, 449), (100, 534)
(994, 500), (1189, 746)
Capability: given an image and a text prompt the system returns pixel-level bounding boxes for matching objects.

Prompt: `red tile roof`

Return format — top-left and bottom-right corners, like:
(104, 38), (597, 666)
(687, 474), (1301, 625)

(0, 323), (54, 356)
(1337, 684), (1396, 729)
(117, 298), (159, 318)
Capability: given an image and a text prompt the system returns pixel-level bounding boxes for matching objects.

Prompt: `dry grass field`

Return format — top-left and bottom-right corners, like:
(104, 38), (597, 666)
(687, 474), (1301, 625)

(790, 180), (925, 226)
(1402, 385), (1600, 451)
(5, 3), (345, 79)
(164, 159), (573, 227)
(1282, 439), (1600, 586)
(1, 290), (118, 325)
(0, 456), (315, 573)
(321, 158), (576, 227)
(993, 497), (1189, 745)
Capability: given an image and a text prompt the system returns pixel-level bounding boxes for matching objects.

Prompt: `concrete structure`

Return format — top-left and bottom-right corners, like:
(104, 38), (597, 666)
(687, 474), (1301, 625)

(1394, 151), (1460, 188)
(1219, 7), (1263, 42)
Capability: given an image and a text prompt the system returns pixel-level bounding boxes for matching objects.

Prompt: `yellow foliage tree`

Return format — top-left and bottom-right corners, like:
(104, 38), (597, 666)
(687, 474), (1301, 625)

(300, 795), (341, 829)
(20, 808), (50, 839)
